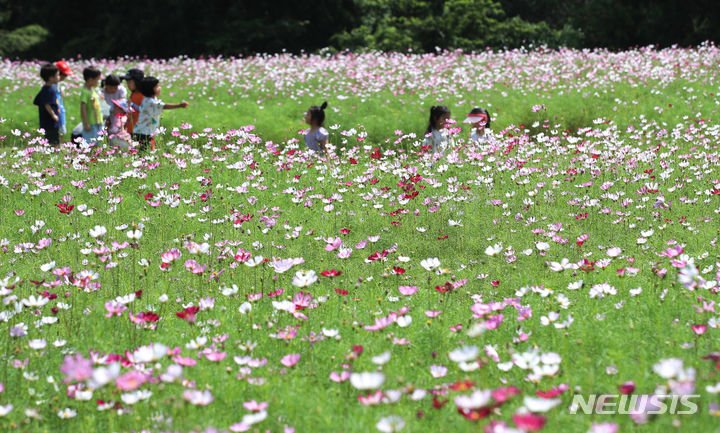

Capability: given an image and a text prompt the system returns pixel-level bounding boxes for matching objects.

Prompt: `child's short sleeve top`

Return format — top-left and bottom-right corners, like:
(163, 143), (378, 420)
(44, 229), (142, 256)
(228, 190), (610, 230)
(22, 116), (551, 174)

(303, 127), (329, 152)
(134, 97), (165, 136)
(424, 129), (453, 155)
(80, 87), (102, 125)
(33, 85), (61, 130)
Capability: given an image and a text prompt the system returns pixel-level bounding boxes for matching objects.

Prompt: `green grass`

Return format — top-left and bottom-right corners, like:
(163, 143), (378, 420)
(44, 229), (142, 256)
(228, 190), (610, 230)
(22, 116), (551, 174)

(0, 52), (719, 433)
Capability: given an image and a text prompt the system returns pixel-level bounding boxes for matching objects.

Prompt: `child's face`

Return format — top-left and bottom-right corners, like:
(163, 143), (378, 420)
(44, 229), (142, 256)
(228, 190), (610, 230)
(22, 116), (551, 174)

(437, 113), (450, 129)
(86, 76), (100, 88)
(127, 79), (137, 91)
(472, 120), (486, 131)
(154, 85), (161, 96)
(104, 84), (119, 94)
(305, 111), (312, 125)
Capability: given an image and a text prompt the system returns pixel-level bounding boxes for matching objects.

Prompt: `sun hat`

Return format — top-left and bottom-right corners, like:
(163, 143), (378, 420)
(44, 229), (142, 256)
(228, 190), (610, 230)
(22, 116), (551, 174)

(462, 112), (489, 124)
(55, 60), (73, 76)
(121, 68), (144, 82)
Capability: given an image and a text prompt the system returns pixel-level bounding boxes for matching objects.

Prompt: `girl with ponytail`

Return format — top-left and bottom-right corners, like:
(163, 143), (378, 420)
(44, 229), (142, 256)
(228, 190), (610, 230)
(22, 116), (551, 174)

(304, 101), (329, 154)
(423, 105), (453, 155)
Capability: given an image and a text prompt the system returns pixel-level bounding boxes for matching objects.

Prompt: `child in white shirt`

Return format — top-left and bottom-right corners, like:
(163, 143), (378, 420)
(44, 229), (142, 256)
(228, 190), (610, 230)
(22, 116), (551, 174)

(423, 105), (454, 155)
(133, 76), (188, 151)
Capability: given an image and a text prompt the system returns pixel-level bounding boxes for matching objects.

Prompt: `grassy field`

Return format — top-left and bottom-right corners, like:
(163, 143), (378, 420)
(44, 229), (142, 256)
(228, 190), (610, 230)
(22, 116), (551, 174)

(0, 47), (719, 433)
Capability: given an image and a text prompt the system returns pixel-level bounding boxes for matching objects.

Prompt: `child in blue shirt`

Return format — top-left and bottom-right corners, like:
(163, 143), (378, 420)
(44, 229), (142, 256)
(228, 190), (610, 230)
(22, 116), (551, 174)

(304, 101), (329, 154)
(33, 63), (61, 145)
(53, 61), (73, 143)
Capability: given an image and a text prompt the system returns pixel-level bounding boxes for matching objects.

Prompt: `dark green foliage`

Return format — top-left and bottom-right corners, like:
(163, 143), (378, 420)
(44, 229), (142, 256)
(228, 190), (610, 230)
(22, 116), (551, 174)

(0, 0), (718, 58)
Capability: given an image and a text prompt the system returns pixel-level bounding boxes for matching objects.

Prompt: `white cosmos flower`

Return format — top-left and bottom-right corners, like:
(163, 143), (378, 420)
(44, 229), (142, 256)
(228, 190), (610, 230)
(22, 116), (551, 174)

(484, 244), (502, 256)
(420, 257), (440, 271)
(653, 358), (685, 379)
(606, 247), (622, 257)
(22, 295), (49, 308)
(0, 404), (13, 416)
(57, 408), (76, 418)
(523, 396), (561, 412)
(241, 410), (268, 425)
(88, 362), (121, 388)
(371, 351), (391, 365)
(535, 242), (550, 251)
(28, 339), (47, 349)
(238, 302), (252, 314)
(133, 343), (168, 363)
(396, 315), (412, 327)
(40, 261), (56, 272)
(376, 415), (405, 432)
(350, 372), (385, 390)
(89, 225), (107, 238)
(448, 345), (479, 363)
(244, 256), (264, 267)
(292, 270), (318, 287)
(454, 389), (492, 409)
(126, 229), (142, 240)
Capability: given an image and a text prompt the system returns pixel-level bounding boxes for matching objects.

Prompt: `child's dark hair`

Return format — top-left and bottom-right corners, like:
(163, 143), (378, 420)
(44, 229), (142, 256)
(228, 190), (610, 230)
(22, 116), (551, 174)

(469, 107), (491, 129)
(82, 66), (101, 81)
(308, 101), (328, 126)
(426, 105), (451, 134)
(103, 74), (121, 87)
(40, 63), (59, 82)
(139, 76), (160, 98)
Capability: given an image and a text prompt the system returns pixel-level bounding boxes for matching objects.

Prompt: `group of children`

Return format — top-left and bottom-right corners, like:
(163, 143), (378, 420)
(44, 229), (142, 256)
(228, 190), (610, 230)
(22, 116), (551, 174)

(33, 62), (188, 150)
(299, 102), (492, 156)
(423, 105), (492, 155)
(34, 62), (489, 155)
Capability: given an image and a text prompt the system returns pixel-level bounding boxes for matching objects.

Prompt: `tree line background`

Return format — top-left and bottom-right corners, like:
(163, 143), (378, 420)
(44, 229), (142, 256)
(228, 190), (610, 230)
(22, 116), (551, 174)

(1, 0), (718, 59)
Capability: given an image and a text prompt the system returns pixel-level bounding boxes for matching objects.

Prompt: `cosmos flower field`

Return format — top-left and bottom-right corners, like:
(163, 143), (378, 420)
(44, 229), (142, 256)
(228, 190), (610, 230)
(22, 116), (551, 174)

(0, 45), (719, 432)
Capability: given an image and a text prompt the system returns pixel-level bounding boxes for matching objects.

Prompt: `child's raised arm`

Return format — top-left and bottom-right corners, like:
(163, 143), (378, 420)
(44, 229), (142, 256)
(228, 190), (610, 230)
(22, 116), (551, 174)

(163, 101), (189, 110)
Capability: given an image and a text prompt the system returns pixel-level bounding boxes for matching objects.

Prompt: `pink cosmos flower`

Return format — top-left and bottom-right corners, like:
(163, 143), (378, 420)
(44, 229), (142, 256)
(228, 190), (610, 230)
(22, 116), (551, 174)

(60, 354), (92, 383)
(330, 371), (351, 382)
(104, 301), (127, 317)
(243, 400), (269, 411)
(281, 353), (301, 367)
(115, 371), (148, 391)
(398, 285), (418, 295)
(172, 356), (197, 366)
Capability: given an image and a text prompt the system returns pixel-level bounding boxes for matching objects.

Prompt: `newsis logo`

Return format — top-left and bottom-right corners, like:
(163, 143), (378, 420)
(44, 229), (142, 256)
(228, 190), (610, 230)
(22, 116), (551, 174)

(569, 394), (700, 415)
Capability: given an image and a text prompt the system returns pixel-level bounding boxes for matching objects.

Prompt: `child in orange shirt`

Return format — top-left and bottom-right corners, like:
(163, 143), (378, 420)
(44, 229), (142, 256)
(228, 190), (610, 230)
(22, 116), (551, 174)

(122, 68), (145, 134)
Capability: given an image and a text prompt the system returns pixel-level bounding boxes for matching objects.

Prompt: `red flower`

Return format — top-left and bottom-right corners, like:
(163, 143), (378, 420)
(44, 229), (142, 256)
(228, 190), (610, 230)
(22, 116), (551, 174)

(457, 407), (493, 421)
(536, 384), (568, 398)
(339, 228), (351, 234)
(435, 282), (452, 293)
(449, 380), (475, 391)
(513, 413), (546, 431)
(349, 158), (357, 164)
(321, 269), (342, 277)
(144, 192), (154, 200)
(138, 311), (159, 322)
(432, 397), (449, 409)
(618, 381), (635, 395)
(352, 345), (363, 356)
(176, 306), (200, 323)
(491, 280), (500, 286)
(56, 203), (74, 214)
(334, 288), (348, 295)
(392, 266), (405, 275)
(437, 235), (448, 240)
